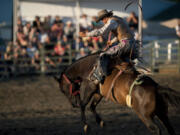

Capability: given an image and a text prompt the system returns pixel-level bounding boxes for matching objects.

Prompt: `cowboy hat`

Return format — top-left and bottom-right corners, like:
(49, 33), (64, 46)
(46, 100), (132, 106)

(96, 9), (113, 22)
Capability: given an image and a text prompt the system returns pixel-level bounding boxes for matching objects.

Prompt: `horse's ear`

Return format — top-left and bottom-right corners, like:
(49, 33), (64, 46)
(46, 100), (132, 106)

(54, 71), (64, 82)
(53, 76), (61, 82)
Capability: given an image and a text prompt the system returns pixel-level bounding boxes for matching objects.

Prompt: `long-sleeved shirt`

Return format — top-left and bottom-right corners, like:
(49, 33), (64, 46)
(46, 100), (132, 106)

(87, 16), (134, 46)
(87, 18), (119, 45)
(87, 19), (118, 38)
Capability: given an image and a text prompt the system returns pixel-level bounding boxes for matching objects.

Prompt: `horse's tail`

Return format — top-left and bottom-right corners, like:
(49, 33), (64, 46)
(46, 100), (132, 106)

(157, 85), (180, 108)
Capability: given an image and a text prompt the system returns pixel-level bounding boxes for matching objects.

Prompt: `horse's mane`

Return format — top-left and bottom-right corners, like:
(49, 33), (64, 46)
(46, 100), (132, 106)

(63, 51), (101, 73)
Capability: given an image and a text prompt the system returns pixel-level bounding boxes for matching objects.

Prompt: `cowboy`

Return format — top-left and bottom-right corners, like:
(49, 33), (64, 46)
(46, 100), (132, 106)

(80, 9), (139, 84)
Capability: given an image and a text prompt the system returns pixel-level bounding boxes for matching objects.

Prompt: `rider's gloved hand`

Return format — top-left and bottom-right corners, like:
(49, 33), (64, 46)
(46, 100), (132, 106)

(79, 32), (86, 37)
(107, 41), (112, 46)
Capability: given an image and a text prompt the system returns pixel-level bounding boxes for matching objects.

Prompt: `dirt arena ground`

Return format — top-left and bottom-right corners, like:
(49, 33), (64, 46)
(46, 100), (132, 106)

(0, 75), (180, 135)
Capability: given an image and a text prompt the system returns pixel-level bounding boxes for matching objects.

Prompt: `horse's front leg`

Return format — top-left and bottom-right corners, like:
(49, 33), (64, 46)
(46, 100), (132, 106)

(80, 80), (97, 133)
(90, 93), (105, 128)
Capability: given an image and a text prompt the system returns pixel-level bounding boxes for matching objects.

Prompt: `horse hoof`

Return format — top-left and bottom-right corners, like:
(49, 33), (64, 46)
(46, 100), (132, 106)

(100, 121), (105, 128)
(83, 124), (90, 134)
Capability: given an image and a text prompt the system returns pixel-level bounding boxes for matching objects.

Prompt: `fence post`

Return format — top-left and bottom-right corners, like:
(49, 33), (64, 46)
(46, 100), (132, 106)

(150, 44), (154, 72)
(178, 40), (180, 73)
(167, 43), (172, 63)
(68, 47), (72, 65)
(154, 41), (160, 58)
(40, 44), (45, 75)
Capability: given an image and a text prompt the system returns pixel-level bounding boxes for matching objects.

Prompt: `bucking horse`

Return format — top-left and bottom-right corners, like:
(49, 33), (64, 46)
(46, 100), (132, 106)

(54, 52), (180, 135)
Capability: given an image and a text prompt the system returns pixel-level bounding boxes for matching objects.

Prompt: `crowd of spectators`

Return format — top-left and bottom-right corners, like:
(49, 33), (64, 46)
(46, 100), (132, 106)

(1, 12), (139, 76)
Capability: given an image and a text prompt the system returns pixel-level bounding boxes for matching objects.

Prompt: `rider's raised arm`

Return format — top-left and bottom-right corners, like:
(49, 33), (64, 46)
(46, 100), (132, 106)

(111, 37), (118, 44)
(87, 19), (117, 37)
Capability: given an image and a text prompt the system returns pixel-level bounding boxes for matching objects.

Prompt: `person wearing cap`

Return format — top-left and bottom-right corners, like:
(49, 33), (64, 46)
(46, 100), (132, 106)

(80, 9), (139, 84)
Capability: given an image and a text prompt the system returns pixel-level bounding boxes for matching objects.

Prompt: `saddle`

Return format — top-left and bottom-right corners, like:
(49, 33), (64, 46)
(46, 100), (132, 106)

(99, 61), (151, 102)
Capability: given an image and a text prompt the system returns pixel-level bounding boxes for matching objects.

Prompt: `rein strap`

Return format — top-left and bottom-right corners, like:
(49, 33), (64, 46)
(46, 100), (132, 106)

(63, 74), (80, 96)
(105, 69), (123, 101)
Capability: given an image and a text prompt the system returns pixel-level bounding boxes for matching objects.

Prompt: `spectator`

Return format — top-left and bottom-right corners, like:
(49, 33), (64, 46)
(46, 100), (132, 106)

(4, 42), (13, 60)
(29, 27), (36, 42)
(18, 49), (30, 64)
(17, 28), (28, 48)
(33, 16), (42, 32)
(45, 56), (56, 70)
(17, 17), (23, 29)
(43, 16), (51, 32)
(17, 48), (31, 73)
(76, 48), (87, 60)
(52, 41), (65, 64)
(64, 21), (75, 41)
(8, 14), (109, 75)
(44, 35), (54, 58)
(51, 19), (64, 42)
(127, 12), (139, 40)
(79, 14), (91, 30)
(82, 41), (90, 53)
(77, 37), (84, 49)
(54, 15), (63, 24)
(53, 41), (65, 56)
(39, 29), (48, 44)
(127, 12), (138, 31)
(62, 35), (70, 47)
(27, 43), (37, 59)
(23, 22), (31, 37)
(91, 16), (98, 29)
(31, 36), (39, 49)
(32, 51), (40, 70)
(63, 43), (73, 63)
(3, 42), (14, 75)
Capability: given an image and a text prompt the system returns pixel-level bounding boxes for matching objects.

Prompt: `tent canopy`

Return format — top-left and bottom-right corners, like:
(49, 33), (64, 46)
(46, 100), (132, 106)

(13, 0), (142, 50)
(19, 0), (139, 21)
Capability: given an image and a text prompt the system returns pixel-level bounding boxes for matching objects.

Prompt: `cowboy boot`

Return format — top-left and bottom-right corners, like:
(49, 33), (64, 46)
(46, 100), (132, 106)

(100, 53), (113, 76)
(90, 60), (105, 84)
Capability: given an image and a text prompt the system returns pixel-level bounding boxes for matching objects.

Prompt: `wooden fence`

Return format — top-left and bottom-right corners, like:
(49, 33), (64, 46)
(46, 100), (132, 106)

(142, 38), (180, 74)
(0, 38), (180, 80)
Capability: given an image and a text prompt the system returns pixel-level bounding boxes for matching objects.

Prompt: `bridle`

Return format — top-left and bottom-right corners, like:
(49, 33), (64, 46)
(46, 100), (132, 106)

(62, 74), (81, 96)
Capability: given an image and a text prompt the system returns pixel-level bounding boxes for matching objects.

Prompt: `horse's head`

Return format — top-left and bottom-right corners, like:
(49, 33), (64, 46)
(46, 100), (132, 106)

(54, 73), (81, 108)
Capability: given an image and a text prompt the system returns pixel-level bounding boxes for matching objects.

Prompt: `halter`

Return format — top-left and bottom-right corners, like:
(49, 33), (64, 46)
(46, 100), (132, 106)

(62, 74), (81, 96)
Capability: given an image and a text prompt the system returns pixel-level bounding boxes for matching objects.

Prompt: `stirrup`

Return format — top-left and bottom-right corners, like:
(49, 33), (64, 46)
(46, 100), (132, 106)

(89, 66), (104, 84)
(90, 73), (100, 85)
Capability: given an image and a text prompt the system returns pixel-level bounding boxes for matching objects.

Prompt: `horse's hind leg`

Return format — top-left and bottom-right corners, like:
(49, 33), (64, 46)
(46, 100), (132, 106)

(156, 112), (176, 135)
(137, 113), (161, 135)
(90, 93), (104, 128)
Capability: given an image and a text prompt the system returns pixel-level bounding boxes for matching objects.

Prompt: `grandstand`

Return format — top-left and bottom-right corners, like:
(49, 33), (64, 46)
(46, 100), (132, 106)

(0, 0), (143, 79)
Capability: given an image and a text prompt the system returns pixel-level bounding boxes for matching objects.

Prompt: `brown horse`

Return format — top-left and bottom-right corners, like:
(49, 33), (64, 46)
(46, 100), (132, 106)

(99, 67), (180, 135)
(54, 53), (180, 135)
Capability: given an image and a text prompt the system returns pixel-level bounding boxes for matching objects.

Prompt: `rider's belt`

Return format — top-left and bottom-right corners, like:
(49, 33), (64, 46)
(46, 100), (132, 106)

(120, 39), (134, 44)
(119, 39), (134, 48)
